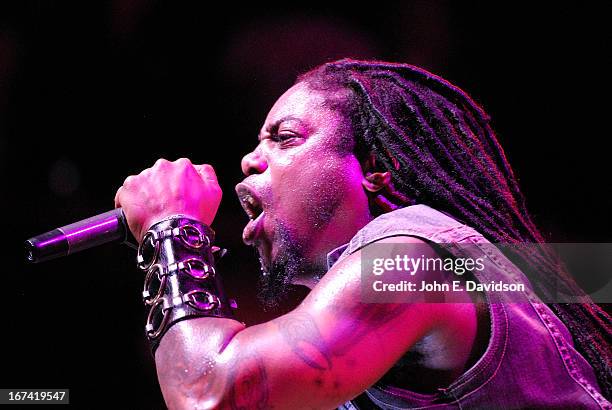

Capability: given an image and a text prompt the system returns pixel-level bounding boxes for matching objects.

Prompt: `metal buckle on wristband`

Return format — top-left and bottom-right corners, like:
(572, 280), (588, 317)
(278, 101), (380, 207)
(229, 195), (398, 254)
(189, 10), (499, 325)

(144, 290), (220, 338)
(178, 224), (209, 248)
(146, 297), (172, 339)
(146, 256), (214, 282)
(184, 290), (220, 311)
(143, 264), (167, 305)
(137, 224), (212, 271)
(168, 258), (215, 279)
(142, 258), (216, 306)
(137, 231), (160, 271)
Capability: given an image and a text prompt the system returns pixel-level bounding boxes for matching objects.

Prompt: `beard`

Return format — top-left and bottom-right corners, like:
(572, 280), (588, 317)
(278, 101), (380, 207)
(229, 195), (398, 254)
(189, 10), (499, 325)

(254, 179), (345, 310)
(256, 220), (324, 311)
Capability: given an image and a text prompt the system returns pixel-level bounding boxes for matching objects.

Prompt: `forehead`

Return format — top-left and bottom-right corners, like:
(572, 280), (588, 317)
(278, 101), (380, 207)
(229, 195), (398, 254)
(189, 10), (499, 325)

(262, 82), (336, 132)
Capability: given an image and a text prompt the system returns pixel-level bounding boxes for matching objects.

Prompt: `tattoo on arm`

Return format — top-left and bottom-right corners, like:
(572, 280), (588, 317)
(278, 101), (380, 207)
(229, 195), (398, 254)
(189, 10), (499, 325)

(276, 312), (332, 371)
(157, 338), (271, 409)
(227, 351), (270, 410)
(156, 346), (226, 408)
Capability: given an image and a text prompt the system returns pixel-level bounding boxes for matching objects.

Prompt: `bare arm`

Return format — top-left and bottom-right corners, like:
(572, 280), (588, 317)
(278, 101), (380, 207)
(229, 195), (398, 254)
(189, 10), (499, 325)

(154, 235), (468, 409)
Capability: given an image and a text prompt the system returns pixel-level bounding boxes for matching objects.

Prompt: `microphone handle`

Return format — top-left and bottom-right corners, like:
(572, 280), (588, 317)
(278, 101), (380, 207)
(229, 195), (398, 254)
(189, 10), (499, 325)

(25, 208), (128, 263)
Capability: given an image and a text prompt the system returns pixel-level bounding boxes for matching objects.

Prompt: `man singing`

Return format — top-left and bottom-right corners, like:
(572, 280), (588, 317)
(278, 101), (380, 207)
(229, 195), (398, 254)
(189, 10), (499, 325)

(115, 59), (611, 409)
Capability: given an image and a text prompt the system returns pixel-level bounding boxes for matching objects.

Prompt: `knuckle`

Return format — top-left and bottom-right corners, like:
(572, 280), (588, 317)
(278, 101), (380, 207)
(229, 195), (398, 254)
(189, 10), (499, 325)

(200, 164), (217, 178)
(123, 175), (136, 187)
(154, 158), (169, 168)
(175, 157), (193, 170)
(176, 157), (191, 164)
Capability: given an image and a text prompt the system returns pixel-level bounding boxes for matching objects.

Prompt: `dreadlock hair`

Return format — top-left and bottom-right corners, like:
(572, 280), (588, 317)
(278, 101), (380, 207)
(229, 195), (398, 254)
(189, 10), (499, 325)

(297, 58), (612, 399)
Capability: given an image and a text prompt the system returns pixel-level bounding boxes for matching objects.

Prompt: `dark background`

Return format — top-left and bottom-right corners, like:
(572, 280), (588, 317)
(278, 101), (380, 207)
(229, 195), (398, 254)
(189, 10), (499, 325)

(1, 1), (609, 408)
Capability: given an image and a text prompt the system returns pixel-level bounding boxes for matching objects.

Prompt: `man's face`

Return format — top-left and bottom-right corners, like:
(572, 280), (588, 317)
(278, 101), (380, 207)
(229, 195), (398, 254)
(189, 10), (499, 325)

(235, 82), (372, 307)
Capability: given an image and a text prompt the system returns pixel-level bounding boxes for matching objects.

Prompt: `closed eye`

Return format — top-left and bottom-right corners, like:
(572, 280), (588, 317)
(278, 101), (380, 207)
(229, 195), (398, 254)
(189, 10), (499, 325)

(269, 133), (296, 142)
(266, 133), (302, 148)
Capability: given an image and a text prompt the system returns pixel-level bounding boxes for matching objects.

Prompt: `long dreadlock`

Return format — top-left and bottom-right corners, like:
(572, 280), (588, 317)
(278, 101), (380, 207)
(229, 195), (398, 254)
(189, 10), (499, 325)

(298, 59), (612, 399)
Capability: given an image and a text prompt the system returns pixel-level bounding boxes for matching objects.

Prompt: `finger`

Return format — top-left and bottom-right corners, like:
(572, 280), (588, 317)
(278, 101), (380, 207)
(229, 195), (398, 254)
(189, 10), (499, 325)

(114, 186), (123, 208)
(194, 163), (218, 182)
(153, 158), (169, 169)
(123, 175), (137, 188)
(114, 174), (137, 208)
(139, 167), (152, 178)
(175, 157), (193, 167)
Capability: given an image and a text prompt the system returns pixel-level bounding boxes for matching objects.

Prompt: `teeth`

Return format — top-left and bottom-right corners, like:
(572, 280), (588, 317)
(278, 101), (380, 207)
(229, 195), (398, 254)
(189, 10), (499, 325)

(241, 194), (262, 220)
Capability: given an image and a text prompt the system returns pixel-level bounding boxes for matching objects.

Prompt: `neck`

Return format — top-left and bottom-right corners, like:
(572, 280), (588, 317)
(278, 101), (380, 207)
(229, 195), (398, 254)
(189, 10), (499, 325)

(295, 210), (375, 290)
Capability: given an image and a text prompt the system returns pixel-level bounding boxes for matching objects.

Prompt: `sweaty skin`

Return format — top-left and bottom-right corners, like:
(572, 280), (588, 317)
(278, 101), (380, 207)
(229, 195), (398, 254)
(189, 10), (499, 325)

(115, 82), (478, 409)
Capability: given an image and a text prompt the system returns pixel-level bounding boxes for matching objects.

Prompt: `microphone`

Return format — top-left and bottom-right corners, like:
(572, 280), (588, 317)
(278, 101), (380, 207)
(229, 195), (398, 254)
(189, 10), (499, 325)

(25, 208), (132, 263)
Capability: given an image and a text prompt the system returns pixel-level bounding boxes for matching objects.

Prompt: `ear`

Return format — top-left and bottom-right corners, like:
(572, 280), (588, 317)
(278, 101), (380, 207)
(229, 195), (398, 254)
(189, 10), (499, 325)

(361, 153), (392, 192)
(362, 171), (392, 192)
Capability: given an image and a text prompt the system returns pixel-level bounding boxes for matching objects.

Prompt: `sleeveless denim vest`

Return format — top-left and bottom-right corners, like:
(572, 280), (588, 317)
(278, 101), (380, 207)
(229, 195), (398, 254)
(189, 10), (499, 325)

(330, 204), (610, 409)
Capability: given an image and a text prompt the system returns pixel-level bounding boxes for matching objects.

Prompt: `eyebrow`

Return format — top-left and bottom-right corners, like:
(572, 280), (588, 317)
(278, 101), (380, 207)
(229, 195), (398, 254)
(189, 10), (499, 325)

(258, 116), (307, 141)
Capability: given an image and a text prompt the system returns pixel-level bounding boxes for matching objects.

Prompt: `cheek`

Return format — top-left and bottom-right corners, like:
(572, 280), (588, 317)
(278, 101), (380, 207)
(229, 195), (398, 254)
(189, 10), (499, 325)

(267, 154), (313, 206)
(273, 156), (361, 224)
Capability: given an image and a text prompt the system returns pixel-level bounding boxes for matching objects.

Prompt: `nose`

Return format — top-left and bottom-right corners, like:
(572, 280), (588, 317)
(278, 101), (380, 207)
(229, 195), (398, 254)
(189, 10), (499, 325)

(241, 148), (268, 176)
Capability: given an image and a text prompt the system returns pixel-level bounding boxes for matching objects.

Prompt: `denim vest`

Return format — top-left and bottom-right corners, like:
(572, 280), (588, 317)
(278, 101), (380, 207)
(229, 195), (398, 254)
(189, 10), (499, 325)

(332, 204), (610, 409)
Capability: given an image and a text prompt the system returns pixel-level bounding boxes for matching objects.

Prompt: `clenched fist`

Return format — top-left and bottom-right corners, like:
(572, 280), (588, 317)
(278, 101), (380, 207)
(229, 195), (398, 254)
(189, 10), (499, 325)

(114, 158), (222, 242)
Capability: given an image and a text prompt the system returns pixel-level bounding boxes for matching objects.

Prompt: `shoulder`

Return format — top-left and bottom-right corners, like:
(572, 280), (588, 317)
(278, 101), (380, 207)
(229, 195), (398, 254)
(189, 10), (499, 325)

(333, 204), (473, 267)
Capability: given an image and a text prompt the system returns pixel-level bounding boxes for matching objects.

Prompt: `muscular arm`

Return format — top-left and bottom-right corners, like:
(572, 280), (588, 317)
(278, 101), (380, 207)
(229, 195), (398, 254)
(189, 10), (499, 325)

(154, 236), (468, 409)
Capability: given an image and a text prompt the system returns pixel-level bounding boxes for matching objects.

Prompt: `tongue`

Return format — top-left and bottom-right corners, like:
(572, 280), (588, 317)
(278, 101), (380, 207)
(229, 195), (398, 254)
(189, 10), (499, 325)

(243, 211), (264, 245)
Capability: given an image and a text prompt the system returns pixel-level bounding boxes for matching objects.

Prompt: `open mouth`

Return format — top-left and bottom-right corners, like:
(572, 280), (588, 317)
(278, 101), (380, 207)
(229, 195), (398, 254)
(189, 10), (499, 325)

(239, 193), (263, 221)
(236, 183), (264, 220)
(236, 183), (266, 245)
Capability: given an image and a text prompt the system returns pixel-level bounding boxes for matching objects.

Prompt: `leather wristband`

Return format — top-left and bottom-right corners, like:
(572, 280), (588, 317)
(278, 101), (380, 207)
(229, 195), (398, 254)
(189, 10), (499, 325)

(137, 216), (235, 355)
